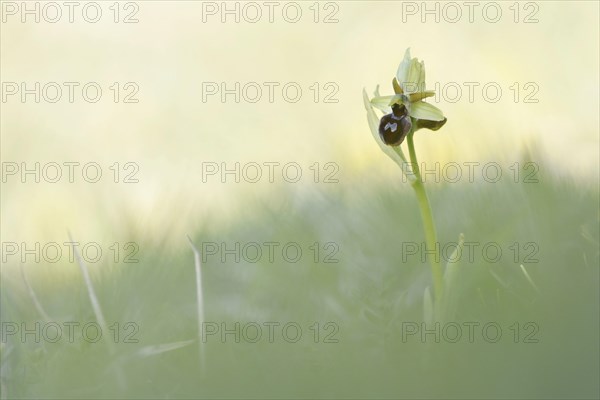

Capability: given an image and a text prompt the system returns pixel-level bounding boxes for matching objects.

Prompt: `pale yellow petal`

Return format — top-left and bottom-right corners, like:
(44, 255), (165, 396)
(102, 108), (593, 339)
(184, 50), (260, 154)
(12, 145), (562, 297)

(392, 78), (403, 95)
(362, 89), (416, 182)
(395, 48), (412, 84)
(409, 91), (435, 102)
(402, 59), (422, 94)
(410, 101), (445, 121)
(370, 94), (402, 112)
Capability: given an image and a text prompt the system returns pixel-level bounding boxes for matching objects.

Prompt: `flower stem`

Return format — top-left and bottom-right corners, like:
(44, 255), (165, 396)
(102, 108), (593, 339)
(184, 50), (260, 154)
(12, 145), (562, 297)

(406, 130), (444, 303)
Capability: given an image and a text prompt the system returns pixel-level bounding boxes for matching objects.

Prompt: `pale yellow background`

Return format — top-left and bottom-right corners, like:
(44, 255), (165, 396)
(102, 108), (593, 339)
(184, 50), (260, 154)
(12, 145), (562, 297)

(1, 1), (599, 247)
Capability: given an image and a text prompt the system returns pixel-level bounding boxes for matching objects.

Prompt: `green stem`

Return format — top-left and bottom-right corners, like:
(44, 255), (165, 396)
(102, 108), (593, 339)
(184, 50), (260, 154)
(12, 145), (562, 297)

(406, 130), (444, 303)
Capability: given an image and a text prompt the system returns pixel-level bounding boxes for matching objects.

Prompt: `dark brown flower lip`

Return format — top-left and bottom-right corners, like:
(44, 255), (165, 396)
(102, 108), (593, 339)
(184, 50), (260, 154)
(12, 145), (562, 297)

(379, 104), (412, 146)
(378, 103), (448, 146)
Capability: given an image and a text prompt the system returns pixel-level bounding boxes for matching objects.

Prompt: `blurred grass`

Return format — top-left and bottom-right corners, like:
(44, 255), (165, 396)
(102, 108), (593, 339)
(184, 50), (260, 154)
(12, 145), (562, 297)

(1, 171), (599, 399)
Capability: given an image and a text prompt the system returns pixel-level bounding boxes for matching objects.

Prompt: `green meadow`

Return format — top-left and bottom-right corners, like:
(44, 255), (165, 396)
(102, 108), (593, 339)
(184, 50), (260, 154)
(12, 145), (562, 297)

(2, 168), (598, 399)
(2, 2), (599, 398)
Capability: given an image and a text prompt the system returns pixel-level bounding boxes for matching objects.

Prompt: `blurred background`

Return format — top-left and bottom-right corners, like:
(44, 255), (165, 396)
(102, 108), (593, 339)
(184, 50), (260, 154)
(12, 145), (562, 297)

(1, 0), (598, 244)
(1, 1), (599, 398)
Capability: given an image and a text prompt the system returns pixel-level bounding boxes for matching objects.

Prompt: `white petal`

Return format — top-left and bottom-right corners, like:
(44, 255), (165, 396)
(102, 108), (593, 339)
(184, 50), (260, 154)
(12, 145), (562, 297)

(362, 89), (416, 183)
(402, 60), (425, 94)
(374, 84), (382, 97)
(370, 94), (401, 112)
(396, 49), (427, 94)
(410, 101), (445, 121)
(395, 48), (412, 84)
